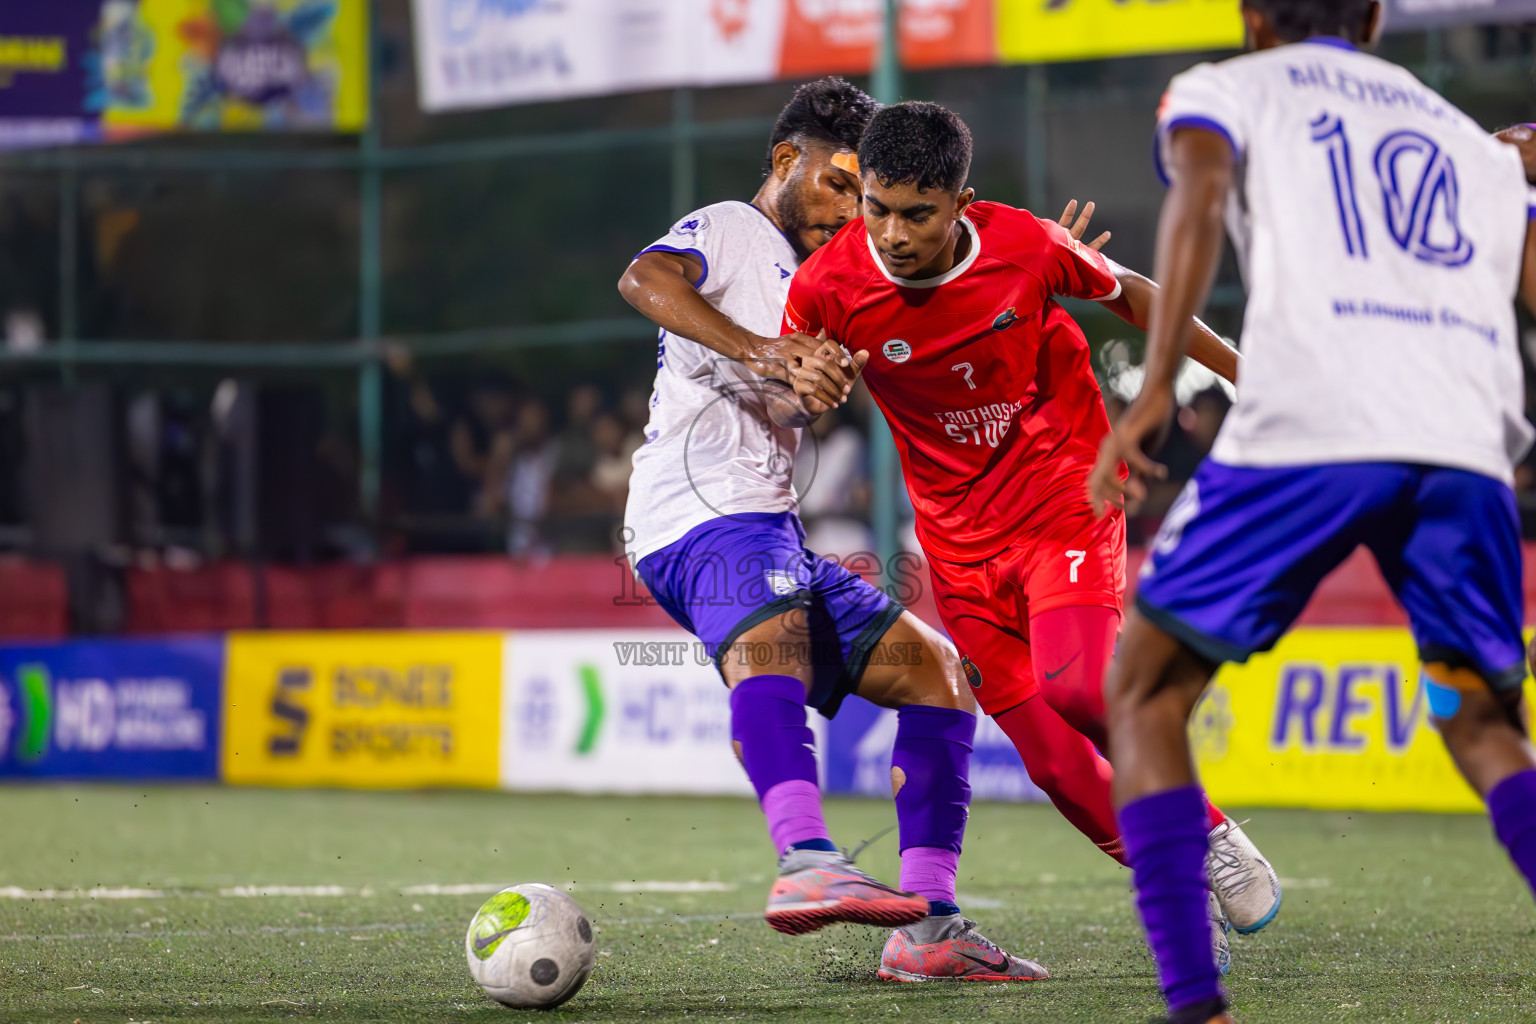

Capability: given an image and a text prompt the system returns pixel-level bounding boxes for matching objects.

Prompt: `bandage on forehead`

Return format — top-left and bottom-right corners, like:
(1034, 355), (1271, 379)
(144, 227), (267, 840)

(830, 151), (860, 175)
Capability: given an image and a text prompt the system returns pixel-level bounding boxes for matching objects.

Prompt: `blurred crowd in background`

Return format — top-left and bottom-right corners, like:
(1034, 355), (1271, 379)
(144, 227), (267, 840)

(1, 17), (1532, 575)
(382, 346), (648, 557)
(8, 321), (1536, 571)
(376, 341), (1246, 561)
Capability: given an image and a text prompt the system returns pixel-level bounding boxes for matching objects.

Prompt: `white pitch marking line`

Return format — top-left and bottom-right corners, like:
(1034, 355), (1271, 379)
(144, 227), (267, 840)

(0, 879), (740, 900)
(0, 887), (165, 900)
(605, 881), (736, 893)
(0, 912), (752, 944)
(221, 886), (350, 898)
(398, 883), (503, 896)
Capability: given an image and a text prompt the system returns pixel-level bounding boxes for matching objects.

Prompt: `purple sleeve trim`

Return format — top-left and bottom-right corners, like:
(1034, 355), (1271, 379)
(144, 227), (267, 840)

(636, 245), (710, 290)
(1153, 115), (1241, 187)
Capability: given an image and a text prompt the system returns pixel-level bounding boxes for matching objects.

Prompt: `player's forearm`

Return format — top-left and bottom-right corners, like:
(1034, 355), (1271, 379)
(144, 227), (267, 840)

(1495, 125), (1536, 184)
(1185, 322), (1240, 385)
(1521, 219), (1536, 317)
(1103, 265), (1239, 386)
(1142, 135), (1233, 395)
(618, 260), (761, 361)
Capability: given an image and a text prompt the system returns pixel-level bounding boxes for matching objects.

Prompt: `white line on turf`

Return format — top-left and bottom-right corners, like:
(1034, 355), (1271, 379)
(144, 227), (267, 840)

(0, 887), (166, 900)
(0, 912), (753, 943)
(398, 883), (503, 896)
(222, 886), (352, 898)
(0, 880), (740, 900)
(0, 921), (434, 943)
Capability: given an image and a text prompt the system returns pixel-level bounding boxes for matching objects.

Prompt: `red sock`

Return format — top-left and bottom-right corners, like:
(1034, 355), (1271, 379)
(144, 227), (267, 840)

(1027, 605), (1117, 751)
(994, 695), (1125, 864)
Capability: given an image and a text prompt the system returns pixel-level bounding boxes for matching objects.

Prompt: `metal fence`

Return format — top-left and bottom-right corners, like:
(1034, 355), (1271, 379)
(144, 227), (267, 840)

(0, 6), (1532, 568)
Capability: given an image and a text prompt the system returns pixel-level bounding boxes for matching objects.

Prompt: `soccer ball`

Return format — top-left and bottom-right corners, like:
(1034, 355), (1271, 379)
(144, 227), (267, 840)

(465, 884), (596, 1008)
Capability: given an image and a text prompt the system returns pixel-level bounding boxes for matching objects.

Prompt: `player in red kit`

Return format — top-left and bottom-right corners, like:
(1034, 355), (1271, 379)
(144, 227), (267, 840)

(783, 102), (1283, 973)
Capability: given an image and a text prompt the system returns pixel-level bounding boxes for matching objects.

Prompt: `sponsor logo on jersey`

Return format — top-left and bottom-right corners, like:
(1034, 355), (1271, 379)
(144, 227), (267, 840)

(991, 307), (1018, 331)
(960, 656), (983, 689)
(882, 339), (912, 363)
(672, 213), (707, 236)
(775, 262), (792, 280)
(765, 570), (800, 597)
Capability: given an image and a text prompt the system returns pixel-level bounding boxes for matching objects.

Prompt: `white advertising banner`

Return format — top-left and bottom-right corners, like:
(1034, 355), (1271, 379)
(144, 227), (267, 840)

(500, 629), (826, 796)
(413, 0), (785, 112)
(1385, 0), (1536, 30)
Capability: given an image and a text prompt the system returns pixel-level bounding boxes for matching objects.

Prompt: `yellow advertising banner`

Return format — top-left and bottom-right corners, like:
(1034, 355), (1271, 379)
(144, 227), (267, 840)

(1195, 629), (1536, 813)
(998, 0), (1243, 64)
(223, 633), (501, 787)
(99, 0), (367, 132)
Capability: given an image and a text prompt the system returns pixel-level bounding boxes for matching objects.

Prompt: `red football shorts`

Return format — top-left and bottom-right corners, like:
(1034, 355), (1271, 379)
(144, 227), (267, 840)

(927, 505), (1126, 716)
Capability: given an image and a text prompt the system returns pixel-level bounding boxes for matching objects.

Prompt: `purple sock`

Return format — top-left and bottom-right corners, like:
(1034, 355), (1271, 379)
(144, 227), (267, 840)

(1120, 786), (1226, 1019)
(1489, 768), (1536, 900)
(892, 706), (974, 911)
(900, 846), (959, 909)
(730, 675), (830, 854)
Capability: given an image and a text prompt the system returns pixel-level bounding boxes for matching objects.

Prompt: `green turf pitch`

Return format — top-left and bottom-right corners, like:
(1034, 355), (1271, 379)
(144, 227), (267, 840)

(0, 787), (1533, 1023)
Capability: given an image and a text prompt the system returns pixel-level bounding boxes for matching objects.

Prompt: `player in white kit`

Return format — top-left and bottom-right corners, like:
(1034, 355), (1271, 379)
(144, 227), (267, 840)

(1085, 3), (1536, 1022)
(618, 78), (1049, 981)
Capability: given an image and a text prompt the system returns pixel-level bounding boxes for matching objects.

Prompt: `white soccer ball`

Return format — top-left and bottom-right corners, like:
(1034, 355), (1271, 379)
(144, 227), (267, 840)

(465, 884), (596, 1008)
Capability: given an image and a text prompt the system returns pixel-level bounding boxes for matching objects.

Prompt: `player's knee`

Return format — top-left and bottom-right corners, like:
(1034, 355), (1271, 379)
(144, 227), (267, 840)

(894, 640), (974, 712)
(864, 614), (975, 712)
(1103, 612), (1207, 719)
(721, 612), (817, 685)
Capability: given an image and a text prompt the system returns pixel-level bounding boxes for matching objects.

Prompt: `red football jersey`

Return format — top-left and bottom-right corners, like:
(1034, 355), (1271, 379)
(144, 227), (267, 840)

(784, 200), (1122, 564)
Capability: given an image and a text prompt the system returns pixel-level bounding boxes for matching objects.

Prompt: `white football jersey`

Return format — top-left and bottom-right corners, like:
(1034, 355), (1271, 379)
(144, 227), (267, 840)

(625, 201), (803, 562)
(1157, 38), (1535, 482)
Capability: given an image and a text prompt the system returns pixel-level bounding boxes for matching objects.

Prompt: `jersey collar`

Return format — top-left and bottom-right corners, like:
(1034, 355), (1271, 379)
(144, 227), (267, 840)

(865, 216), (981, 290)
(1304, 36), (1358, 51)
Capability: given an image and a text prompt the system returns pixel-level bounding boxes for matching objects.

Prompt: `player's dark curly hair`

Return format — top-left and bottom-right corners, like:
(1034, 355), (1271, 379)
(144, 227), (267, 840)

(857, 101), (972, 194)
(1242, 0), (1378, 43)
(767, 77), (880, 162)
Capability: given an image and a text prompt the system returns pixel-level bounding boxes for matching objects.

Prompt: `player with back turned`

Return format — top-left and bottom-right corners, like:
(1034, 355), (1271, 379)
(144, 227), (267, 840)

(1086, 2), (1536, 1022)
(784, 101), (1283, 975)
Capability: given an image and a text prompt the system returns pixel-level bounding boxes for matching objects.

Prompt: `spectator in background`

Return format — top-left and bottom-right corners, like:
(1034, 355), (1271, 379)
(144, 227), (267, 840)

(502, 397), (557, 558)
(1098, 339), (1235, 544)
(794, 405), (874, 558)
(1134, 386), (1231, 541)
(383, 344), (480, 550)
(545, 384), (620, 551)
(590, 411), (636, 531)
(618, 387), (651, 453)
(456, 379), (517, 523)
(1157, 386), (1231, 483)
(553, 384), (603, 491)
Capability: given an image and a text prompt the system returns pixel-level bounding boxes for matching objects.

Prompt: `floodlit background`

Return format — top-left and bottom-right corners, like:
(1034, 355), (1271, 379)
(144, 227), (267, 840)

(1, 2), (1536, 1022)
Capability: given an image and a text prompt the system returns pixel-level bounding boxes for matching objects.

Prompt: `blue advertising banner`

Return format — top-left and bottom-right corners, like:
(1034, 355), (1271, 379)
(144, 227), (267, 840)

(822, 695), (1049, 803)
(0, 0), (102, 147)
(0, 637), (224, 779)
